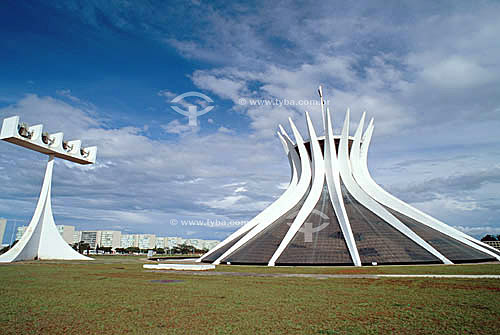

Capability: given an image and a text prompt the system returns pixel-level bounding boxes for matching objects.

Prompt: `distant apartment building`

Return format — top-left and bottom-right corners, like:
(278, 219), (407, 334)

(119, 234), (156, 250)
(13, 225), (217, 251)
(138, 234), (156, 250)
(120, 234), (138, 248)
(201, 240), (220, 250)
(184, 238), (220, 250)
(147, 236), (217, 250)
(155, 237), (166, 249)
(185, 238), (202, 249)
(99, 231), (121, 249)
(57, 225), (75, 244)
(167, 237), (185, 248)
(80, 231), (101, 249)
(0, 218), (6, 244)
(16, 225), (75, 244)
(73, 231), (81, 244)
(76, 230), (121, 249)
(16, 226), (27, 241)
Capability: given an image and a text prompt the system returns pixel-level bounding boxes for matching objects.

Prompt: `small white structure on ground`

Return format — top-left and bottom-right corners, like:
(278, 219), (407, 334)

(0, 116), (97, 262)
(143, 264), (215, 271)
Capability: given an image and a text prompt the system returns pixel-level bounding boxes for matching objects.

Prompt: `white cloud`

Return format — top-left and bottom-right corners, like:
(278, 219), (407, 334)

(434, 195), (481, 212)
(410, 55), (495, 90)
(0, 94), (99, 138)
(198, 195), (246, 210)
(157, 89), (177, 100)
(222, 182), (247, 188)
(455, 226), (500, 237)
(56, 89), (82, 103)
(217, 126), (234, 134)
(277, 182), (289, 190)
(161, 119), (198, 135)
(192, 72), (246, 102)
(234, 186), (247, 193)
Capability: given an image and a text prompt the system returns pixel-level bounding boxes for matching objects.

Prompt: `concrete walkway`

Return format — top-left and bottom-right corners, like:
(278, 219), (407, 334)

(144, 270), (500, 279)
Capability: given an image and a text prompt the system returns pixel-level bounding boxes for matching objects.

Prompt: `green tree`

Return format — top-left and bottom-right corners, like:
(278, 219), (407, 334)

(101, 247), (112, 254)
(481, 234), (497, 242)
(126, 246), (140, 254)
(78, 241), (90, 254)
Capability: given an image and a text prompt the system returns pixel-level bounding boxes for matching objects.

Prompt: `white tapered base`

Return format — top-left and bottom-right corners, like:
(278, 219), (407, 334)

(0, 156), (92, 262)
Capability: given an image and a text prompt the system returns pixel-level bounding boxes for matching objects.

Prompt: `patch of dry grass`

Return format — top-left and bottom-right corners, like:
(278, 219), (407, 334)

(0, 258), (499, 334)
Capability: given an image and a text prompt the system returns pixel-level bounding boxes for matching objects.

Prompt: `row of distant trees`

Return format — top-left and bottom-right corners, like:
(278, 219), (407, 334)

(69, 241), (208, 255)
(114, 243), (208, 255)
(480, 235), (500, 242)
(1, 240), (208, 255)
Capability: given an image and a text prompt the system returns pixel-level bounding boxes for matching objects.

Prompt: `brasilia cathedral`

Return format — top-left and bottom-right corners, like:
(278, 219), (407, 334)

(199, 87), (500, 267)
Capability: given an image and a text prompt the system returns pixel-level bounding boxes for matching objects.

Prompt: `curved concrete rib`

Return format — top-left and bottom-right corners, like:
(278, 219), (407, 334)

(324, 108), (362, 266)
(268, 112), (324, 266)
(279, 124), (295, 146)
(279, 131), (299, 187)
(351, 120), (500, 261)
(338, 111), (452, 264)
(212, 118), (313, 265)
(198, 126), (301, 262)
(279, 124), (301, 183)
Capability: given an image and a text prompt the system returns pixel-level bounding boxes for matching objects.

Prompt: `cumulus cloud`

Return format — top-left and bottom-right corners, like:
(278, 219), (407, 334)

(161, 119), (198, 135)
(0, 93), (290, 239)
(0, 94), (99, 138)
(455, 226), (500, 237)
(157, 89), (178, 100)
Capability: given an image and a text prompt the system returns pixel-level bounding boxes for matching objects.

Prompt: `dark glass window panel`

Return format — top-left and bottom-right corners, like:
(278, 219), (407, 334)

(221, 195), (308, 264)
(277, 182), (353, 265)
(201, 233), (247, 263)
(470, 240), (500, 257)
(298, 139), (353, 161)
(386, 207), (496, 263)
(341, 181), (439, 264)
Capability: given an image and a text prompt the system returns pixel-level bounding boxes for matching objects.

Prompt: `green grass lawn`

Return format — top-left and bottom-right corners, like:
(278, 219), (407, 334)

(1, 257), (499, 334)
(214, 262), (500, 275)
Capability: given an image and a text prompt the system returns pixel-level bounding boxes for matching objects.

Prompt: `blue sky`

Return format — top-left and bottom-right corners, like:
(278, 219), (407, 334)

(1, 0), (499, 243)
